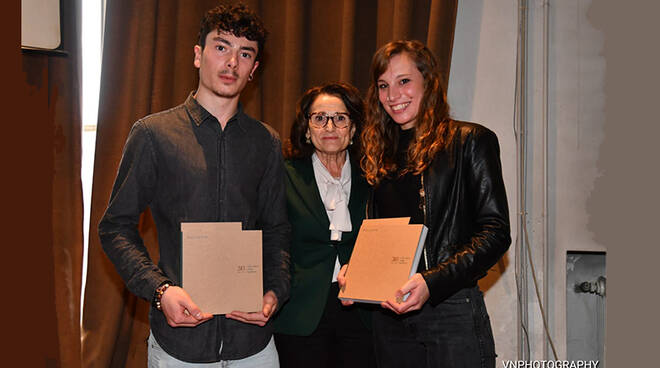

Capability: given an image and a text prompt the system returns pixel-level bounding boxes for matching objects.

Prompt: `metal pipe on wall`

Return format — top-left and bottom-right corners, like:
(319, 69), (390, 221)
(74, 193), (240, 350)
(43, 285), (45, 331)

(542, 0), (551, 360)
(514, 0), (530, 360)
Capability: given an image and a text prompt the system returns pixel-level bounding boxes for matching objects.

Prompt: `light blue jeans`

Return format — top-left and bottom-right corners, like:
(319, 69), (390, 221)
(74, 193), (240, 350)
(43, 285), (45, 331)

(148, 333), (279, 368)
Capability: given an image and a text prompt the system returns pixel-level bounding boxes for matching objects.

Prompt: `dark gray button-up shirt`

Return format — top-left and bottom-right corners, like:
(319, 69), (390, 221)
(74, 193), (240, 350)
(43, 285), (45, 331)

(99, 92), (290, 363)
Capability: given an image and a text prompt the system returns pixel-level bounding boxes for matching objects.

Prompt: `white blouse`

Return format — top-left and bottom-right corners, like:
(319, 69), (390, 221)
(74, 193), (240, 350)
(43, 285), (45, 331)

(312, 152), (352, 282)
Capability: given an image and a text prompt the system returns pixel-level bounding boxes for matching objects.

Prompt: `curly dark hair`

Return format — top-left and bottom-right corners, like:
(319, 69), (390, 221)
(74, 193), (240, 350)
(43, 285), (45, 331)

(198, 3), (268, 61)
(361, 40), (453, 186)
(285, 82), (365, 160)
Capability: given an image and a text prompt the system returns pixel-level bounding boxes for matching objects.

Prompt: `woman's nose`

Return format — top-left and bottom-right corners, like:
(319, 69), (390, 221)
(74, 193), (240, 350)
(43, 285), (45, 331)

(324, 118), (337, 131)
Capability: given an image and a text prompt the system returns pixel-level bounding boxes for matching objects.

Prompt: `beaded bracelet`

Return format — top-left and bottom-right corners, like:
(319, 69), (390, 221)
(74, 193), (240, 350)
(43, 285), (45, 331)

(154, 283), (171, 311)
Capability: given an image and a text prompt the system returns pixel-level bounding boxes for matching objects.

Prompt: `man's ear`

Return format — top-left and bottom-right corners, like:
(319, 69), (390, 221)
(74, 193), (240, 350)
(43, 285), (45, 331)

(249, 60), (260, 80)
(193, 45), (202, 69)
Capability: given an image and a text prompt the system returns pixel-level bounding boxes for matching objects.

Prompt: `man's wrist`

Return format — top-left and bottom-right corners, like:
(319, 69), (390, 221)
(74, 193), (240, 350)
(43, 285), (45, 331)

(153, 281), (173, 311)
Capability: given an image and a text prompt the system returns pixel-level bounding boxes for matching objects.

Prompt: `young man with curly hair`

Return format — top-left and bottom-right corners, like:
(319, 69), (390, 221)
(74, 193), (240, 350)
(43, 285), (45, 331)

(99, 4), (290, 366)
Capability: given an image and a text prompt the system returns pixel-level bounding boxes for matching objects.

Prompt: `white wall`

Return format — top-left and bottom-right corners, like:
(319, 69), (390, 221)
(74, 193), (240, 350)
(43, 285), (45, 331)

(448, 0), (607, 364)
(545, 0), (606, 362)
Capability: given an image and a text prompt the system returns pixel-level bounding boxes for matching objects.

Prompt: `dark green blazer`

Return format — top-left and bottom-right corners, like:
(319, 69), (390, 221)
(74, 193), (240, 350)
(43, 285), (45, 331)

(273, 156), (370, 336)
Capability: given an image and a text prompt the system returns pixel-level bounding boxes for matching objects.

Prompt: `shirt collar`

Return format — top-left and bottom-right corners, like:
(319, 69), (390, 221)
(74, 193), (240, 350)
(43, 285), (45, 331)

(311, 151), (353, 240)
(184, 91), (248, 132)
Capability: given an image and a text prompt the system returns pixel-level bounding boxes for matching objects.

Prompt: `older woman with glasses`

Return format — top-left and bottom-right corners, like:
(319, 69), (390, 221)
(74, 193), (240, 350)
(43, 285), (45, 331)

(273, 82), (375, 368)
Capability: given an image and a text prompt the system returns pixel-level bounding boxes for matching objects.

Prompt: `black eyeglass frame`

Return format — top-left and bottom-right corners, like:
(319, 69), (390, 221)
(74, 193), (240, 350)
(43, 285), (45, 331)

(307, 112), (351, 128)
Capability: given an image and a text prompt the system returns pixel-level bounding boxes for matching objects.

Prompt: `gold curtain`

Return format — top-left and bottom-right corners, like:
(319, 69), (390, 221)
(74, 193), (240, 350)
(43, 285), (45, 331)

(19, 0), (84, 366)
(52, 0), (84, 364)
(82, 1), (457, 366)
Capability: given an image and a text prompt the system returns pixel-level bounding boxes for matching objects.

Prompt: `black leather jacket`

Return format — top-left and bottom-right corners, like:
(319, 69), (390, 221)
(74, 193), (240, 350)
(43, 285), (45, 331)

(371, 120), (511, 305)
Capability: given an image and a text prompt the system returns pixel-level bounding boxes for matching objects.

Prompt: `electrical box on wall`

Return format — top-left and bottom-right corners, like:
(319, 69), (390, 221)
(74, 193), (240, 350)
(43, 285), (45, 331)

(566, 251), (606, 366)
(21, 0), (61, 50)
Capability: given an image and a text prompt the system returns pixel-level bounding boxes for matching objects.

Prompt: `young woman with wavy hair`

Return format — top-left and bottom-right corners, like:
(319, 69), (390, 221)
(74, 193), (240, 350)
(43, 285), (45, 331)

(339, 40), (511, 368)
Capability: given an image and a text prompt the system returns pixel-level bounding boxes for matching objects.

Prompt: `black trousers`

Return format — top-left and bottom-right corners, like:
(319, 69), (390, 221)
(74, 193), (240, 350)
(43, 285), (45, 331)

(274, 282), (376, 368)
(372, 286), (496, 368)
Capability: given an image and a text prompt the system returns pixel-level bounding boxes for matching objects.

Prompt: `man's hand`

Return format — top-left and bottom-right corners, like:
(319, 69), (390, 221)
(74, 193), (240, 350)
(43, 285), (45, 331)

(226, 290), (278, 327)
(381, 273), (430, 314)
(336, 263), (354, 306)
(160, 286), (213, 327)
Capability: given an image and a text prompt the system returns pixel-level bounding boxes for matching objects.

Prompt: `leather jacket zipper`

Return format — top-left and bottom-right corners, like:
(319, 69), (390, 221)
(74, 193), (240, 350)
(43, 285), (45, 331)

(420, 172), (429, 271)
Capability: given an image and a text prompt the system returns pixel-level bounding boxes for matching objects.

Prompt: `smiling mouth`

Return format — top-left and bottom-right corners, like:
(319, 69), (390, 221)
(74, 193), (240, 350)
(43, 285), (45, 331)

(390, 102), (410, 112)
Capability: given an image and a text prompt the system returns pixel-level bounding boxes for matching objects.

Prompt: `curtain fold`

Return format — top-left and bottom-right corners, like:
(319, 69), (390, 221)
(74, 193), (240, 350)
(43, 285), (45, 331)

(426, 0), (458, 92)
(20, 0), (84, 366)
(53, 0), (84, 366)
(259, 0), (305, 136)
(82, 1), (457, 366)
(19, 52), (62, 367)
(339, 0), (356, 81)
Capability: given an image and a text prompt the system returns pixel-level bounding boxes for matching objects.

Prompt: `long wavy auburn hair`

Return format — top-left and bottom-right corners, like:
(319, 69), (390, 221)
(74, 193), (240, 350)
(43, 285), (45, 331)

(360, 40), (454, 186)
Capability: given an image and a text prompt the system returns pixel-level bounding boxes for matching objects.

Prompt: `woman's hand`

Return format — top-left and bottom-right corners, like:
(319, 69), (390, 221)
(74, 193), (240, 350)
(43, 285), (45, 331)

(336, 264), (354, 306)
(381, 273), (430, 314)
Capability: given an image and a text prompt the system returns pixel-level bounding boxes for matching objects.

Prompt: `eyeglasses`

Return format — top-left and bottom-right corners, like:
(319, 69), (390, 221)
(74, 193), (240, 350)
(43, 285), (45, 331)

(308, 112), (351, 128)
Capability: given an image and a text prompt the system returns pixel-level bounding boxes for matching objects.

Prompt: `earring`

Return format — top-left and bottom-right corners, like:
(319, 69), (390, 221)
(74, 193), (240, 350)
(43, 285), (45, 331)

(248, 74), (254, 81)
(349, 139), (353, 145)
(306, 136), (311, 144)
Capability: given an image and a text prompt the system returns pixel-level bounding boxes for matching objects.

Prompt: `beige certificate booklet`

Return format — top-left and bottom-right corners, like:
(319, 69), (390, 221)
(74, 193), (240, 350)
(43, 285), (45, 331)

(338, 218), (428, 304)
(181, 222), (262, 315)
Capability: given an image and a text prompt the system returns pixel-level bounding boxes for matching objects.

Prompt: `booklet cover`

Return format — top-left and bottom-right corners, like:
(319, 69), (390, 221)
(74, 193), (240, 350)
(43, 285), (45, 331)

(181, 222), (262, 315)
(338, 218), (428, 304)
